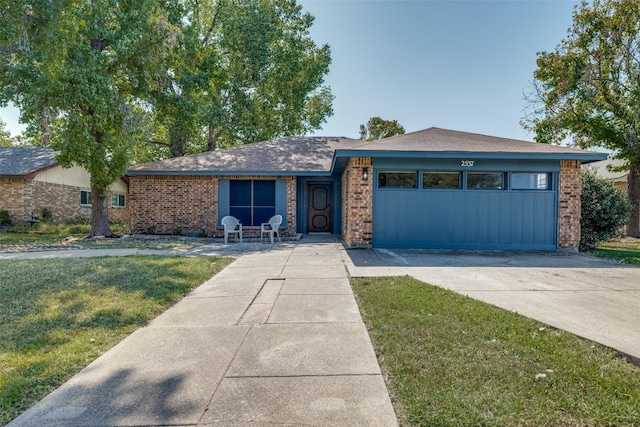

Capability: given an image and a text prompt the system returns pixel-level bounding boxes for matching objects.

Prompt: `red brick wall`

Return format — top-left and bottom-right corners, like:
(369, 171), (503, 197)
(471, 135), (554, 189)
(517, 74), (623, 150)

(129, 175), (296, 236)
(341, 157), (373, 247)
(0, 179), (129, 225)
(559, 160), (581, 250)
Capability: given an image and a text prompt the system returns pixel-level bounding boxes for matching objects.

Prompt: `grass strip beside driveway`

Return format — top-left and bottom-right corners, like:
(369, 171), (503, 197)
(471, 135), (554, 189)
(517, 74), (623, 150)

(0, 256), (232, 425)
(592, 239), (640, 265)
(353, 275), (640, 427)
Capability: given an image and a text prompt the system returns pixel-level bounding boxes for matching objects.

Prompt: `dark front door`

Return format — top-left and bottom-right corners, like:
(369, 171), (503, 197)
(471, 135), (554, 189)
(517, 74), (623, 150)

(308, 182), (333, 233)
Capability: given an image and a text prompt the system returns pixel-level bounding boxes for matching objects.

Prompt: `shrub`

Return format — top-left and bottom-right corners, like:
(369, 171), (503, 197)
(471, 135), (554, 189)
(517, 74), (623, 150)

(41, 207), (53, 222)
(0, 211), (11, 226)
(146, 226), (156, 235)
(580, 169), (633, 251)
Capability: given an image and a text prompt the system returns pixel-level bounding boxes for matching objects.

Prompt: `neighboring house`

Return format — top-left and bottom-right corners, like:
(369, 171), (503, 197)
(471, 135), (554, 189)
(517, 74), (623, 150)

(127, 127), (606, 251)
(0, 147), (129, 225)
(584, 158), (628, 191)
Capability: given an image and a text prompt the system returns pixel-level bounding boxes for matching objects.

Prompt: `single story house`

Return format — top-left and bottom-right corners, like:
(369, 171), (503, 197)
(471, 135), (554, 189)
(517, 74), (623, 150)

(126, 127), (607, 251)
(0, 146), (129, 225)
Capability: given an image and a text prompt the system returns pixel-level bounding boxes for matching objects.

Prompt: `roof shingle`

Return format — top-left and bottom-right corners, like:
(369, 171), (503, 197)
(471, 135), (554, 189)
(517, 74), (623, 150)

(0, 147), (57, 178)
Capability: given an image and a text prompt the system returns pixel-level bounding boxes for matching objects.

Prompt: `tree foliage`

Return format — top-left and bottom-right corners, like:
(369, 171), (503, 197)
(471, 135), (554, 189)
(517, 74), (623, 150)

(143, 0), (333, 158)
(359, 116), (405, 141)
(0, 0), (177, 236)
(580, 168), (632, 251)
(0, 119), (12, 146)
(523, 0), (640, 236)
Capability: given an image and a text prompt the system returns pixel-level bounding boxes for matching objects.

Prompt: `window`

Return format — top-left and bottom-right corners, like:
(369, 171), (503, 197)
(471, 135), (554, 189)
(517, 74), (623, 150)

(80, 190), (92, 206)
(467, 173), (504, 189)
(511, 173), (550, 190)
(111, 194), (126, 207)
(229, 180), (275, 226)
(423, 172), (461, 189)
(378, 171), (418, 188)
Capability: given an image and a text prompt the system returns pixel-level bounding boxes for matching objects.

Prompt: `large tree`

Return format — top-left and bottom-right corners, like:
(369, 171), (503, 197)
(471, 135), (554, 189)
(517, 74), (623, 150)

(523, 0), (640, 236)
(0, 0), (179, 236)
(359, 116), (405, 141)
(145, 0), (334, 158)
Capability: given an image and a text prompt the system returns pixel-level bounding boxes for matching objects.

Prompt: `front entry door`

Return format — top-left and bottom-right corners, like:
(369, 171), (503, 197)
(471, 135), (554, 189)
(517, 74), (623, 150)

(308, 182), (333, 233)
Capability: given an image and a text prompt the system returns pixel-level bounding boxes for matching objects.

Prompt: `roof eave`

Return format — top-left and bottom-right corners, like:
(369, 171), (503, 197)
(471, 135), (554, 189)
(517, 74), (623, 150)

(126, 169), (333, 177)
(334, 149), (608, 163)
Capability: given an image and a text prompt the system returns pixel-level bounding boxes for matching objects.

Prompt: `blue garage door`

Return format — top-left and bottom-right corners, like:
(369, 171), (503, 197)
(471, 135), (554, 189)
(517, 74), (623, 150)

(373, 171), (558, 250)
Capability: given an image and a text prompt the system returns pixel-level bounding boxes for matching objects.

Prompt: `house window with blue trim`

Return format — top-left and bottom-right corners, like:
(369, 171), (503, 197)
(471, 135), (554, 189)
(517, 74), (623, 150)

(229, 180), (276, 226)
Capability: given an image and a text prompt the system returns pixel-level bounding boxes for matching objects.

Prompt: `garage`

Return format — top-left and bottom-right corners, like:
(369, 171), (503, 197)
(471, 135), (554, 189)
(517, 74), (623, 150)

(336, 127), (607, 251)
(372, 159), (559, 250)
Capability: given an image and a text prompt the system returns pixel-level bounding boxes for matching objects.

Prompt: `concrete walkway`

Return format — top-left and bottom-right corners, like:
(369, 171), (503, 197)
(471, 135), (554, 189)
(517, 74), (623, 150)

(7, 237), (398, 427)
(343, 248), (640, 363)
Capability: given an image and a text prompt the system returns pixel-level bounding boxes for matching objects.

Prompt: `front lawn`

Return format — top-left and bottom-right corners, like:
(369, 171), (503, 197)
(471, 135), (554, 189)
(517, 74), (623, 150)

(0, 256), (232, 425)
(592, 238), (640, 265)
(0, 221), (207, 251)
(353, 275), (640, 427)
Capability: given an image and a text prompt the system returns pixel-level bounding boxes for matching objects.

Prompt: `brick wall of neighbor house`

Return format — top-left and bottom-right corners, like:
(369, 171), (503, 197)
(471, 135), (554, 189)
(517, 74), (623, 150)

(341, 157), (373, 247)
(0, 179), (26, 225)
(0, 179), (129, 225)
(559, 160), (582, 250)
(129, 175), (297, 236)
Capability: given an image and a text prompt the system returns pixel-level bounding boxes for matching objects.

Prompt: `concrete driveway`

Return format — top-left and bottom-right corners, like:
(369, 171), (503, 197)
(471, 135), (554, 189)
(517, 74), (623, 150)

(342, 248), (640, 363)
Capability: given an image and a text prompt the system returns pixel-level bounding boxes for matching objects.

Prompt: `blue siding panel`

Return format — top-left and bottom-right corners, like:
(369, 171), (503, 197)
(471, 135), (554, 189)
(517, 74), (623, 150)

(218, 179), (230, 224)
(373, 189), (557, 250)
(276, 179), (287, 226)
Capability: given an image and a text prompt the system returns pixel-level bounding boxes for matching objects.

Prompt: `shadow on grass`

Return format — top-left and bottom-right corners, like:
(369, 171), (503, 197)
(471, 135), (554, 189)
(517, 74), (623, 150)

(0, 255), (231, 425)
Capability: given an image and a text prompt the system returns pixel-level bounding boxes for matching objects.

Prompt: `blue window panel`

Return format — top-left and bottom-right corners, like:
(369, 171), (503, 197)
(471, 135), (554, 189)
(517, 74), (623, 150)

(253, 180), (276, 206)
(230, 207), (251, 226)
(254, 207), (276, 225)
(230, 180), (252, 206)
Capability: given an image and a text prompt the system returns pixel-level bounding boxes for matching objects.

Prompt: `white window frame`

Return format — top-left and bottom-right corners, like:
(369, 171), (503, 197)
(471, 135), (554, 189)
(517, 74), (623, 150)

(80, 190), (92, 206)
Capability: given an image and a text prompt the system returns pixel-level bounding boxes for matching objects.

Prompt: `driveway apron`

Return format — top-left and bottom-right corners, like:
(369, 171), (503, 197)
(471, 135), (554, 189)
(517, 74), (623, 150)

(8, 239), (398, 427)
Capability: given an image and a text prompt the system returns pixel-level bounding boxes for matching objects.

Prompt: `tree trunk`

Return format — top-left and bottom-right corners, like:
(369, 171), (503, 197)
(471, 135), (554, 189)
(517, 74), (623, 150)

(626, 165), (640, 237)
(207, 125), (222, 151)
(90, 182), (113, 238)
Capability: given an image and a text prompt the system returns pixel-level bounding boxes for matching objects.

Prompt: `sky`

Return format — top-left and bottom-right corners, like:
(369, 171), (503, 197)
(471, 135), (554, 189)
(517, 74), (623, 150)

(0, 0), (581, 142)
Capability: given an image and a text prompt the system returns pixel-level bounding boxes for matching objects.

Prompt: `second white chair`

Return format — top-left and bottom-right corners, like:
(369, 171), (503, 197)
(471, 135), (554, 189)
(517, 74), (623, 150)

(260, 214), (282, 244)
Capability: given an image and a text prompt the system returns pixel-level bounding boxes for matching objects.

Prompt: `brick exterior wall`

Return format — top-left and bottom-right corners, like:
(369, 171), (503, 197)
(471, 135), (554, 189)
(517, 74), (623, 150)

(341, 157), (373, 247)
(558, 160), (582, 250)
(129, 175), (296, 237)
(0, 179), (129, 225)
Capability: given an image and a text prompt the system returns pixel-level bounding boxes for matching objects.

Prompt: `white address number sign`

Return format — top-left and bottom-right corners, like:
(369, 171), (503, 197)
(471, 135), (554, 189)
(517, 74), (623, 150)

(460, 160), (475, 167)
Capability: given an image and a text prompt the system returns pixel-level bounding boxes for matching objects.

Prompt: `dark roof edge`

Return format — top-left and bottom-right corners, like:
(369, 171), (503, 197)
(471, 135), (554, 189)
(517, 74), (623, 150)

(334, 149), (608, 163)
(126, 170), (332, 177)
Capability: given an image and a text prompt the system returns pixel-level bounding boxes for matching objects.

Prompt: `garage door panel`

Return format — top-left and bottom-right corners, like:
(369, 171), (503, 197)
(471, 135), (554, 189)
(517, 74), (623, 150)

(373, 190), (557, 250)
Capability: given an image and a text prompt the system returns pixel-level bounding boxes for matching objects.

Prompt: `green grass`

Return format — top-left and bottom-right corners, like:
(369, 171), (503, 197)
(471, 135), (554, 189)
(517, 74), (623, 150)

(0, 256), (233, 425)
(352, 275), (640, 427)
(0, 221), (207, 251)
(592, 238), (640, 265)
(0, 221), (128, 245)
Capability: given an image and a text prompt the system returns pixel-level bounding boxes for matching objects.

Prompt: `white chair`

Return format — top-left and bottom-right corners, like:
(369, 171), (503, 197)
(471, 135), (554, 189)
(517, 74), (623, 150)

(260, 214), (282, 244)
(221, 216), (242, 244)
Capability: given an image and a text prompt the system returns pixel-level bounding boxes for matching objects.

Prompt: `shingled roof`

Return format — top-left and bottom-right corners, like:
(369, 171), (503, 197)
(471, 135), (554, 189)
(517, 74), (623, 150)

(340, 127), (606, 157)
(0, 147), (57, 178)
(127, 136), (362, 175)
(127, 127), (607, 176)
